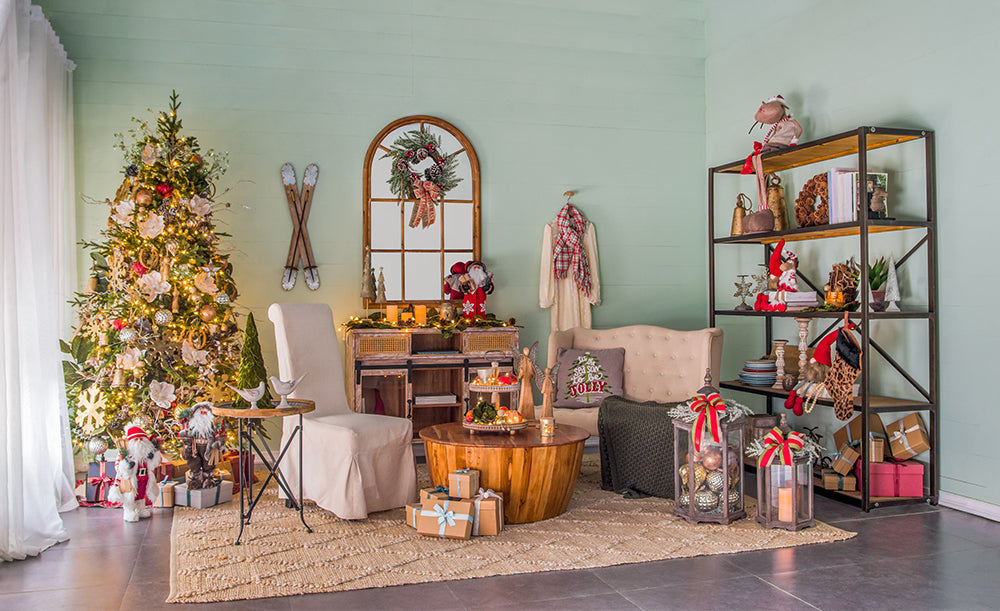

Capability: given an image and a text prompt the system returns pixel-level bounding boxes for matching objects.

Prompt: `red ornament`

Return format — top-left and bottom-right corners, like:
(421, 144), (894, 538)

(112, 319), (126, 331)
(132, 261), (148, 277)
(155, 182), (173, 197)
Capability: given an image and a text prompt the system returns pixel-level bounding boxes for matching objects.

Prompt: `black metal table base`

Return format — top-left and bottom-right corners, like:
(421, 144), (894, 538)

(234, 414), (312, 545)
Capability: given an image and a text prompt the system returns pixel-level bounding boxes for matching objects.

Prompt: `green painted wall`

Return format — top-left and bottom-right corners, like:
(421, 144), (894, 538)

(706, 1), (1000, 506)
(39, 1), (708, 434)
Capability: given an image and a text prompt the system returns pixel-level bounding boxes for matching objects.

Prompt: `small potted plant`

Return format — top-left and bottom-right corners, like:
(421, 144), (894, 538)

(869, 257), (889, 306)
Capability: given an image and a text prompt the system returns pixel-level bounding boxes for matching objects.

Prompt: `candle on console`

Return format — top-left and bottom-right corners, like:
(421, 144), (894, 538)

(778, 487), (794, 522)
(414, 305), (427, 325)
(385, 305), (397, 323)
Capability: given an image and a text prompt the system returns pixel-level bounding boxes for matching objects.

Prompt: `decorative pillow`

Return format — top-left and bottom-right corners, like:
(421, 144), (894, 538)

(554, 347), (626, 409)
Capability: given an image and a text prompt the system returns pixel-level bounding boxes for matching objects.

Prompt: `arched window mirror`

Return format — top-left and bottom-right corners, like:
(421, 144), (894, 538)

(363, 116), (480, 304)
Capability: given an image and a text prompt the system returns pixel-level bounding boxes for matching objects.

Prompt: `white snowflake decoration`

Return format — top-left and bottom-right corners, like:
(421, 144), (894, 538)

(75, 386), (106, 434)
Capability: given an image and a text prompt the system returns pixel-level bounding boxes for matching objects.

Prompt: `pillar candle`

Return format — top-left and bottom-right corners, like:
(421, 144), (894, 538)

(414, 305), (427, 325)
(400, 312), (412, 323)
(385, 305), (397, 323)
(778, 487), (793, 522)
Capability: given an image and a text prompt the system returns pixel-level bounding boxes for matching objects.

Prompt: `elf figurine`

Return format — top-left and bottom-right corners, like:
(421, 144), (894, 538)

(108, 423), (162, 522)
(754, 239), (797, 312)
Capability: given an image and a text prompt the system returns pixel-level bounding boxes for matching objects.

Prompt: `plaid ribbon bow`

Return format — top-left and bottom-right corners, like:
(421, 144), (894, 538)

(759, 427), (805, 468)
(409, 179), (440, 228)
(689, 392), (726, 452)
(553, 203), (591, 296)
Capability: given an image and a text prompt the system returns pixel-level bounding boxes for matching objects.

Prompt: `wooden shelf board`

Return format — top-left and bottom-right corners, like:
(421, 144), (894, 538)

(714, 220), (928, 245)
(714, 309), (932, 320)
(713, 128), (927, 174)
(720, 380), (931, 411)
(412, 402), (464, 409)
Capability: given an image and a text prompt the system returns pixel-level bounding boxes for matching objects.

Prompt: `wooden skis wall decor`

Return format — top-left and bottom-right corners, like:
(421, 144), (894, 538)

(281, 163), (319, 290)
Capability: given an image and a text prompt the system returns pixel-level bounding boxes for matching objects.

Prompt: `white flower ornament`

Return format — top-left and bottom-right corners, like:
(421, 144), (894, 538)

(148, 380), (176, 409)
(138, 214), (164, 239)
(137, 270), (171, 302)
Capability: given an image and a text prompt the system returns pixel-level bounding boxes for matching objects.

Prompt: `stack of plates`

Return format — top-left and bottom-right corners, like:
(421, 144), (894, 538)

(739, 359), (777, 386)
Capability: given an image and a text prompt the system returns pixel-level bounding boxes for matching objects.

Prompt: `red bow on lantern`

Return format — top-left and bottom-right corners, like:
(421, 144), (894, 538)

(689, 392), (727, 452)
(409, 179), (440, 228)
(758, 427), (805, 468)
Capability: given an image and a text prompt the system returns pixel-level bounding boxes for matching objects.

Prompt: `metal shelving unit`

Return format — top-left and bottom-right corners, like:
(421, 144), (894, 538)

(708, 127), (939, 511)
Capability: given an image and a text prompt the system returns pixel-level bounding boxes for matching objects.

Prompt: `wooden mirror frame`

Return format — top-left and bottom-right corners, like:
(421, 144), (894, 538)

(362, 115), (481, 306)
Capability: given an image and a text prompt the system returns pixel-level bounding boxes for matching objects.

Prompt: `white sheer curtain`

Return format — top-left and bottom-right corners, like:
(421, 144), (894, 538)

(0, 0), (78, 561)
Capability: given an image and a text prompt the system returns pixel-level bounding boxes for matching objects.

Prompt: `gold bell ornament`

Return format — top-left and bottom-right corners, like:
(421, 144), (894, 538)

(766, 173), (789, 231)
(730, 193), (752, 236)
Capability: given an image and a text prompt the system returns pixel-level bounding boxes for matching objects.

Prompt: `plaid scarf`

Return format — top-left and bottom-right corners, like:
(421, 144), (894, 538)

(553, 204), (591, 296)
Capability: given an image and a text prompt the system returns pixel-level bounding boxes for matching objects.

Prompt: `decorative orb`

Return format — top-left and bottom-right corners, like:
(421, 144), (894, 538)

(131, 412), (152, 430)
(679, 463), (707, 491)
(706, 470), (726, 494)
(676, 492), (690, 508)
(701, 449), (723, 471)
(154, 309), (173, 325)
(214, 293), (230, 305)
(199, 304), (217, 322)
(727, 489), (741, 507)
(782, 376), (797, 391)
(694, 489), (719, 512)
(118, 327), (138, 342)
(87, 437), (108, 456)
(134, 188), (154, 206)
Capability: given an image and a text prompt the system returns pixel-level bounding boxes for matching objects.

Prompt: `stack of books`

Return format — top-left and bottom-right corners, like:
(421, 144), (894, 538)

(783, 291), (820, 310)
(826, 169), (889, 223)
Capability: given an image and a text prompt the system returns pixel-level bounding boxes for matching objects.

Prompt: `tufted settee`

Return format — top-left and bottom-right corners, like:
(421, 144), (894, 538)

(546, 325), (723, 437)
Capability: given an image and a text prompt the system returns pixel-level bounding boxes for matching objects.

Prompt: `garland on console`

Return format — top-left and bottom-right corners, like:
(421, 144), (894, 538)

(341, 310), (519, 339)
(381, 130), (461, 229)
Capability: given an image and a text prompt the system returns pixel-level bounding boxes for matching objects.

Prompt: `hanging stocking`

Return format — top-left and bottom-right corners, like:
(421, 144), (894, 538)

(802, 328), (861, 420)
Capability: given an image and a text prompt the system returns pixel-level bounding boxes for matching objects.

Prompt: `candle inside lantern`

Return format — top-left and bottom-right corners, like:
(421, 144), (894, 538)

(778, 487), (793, 522)
(540, 417), (555, 437)
(414, 305), (427, 325)
(385, 305), (398, 323)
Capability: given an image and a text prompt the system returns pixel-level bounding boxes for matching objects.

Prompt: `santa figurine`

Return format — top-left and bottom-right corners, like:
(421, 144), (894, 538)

(443, 261), (466, 300)
(177, 401), (225, 490)
(458, 260), (494, 320)
(108, 422), (162, 522)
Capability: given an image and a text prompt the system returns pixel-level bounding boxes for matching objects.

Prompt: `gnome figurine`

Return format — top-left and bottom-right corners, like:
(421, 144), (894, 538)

(108, 423), (162, 522)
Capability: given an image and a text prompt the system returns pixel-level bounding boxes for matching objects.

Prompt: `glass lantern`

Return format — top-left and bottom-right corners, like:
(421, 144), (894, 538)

(673, 374), (746, 525)
(755, 417), (815, 531)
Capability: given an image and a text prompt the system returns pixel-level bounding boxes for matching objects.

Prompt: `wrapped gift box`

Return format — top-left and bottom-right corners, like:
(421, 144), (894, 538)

(152, 479), (175, 508)
(885, 413), (931, 461)
(222, 450), (258, 484)
(419, 485), (450, 504)
(472, 489), (504, 536)
(404, 503), (421, 528)
(154, 458), (187, 482)
(833, 414), (888, 454)
(416, 498), (474, 540)
(853, 459), (924, 497)
(85, 461), (116, 503)
(448, 469), (479, 499)
(814, 468), (857, 492)
(870, 437), (885, 463)
(174, 480), (234, 508)
(831, 443), (860, 476)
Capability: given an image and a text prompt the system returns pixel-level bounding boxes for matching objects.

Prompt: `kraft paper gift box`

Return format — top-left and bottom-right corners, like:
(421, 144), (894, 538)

(833, 414), (888, 454)
(174, 480), (234, 508)
(870, 437), (886, 463)
(85, 461), (116, 503)
(154, 458), (187, 482)
(419, 485), (450, 504)
(853, 459), (924, 497)
(448, 469), (480, 499)
(404, 503), (421, 528)
(416, 498), (474, 540)
(830, 443), (860, 476)
(814, 468), (857, 492)
(472, 489), (504, 536)
(152, 478), (175, 508)
(885, 413), (931, 461)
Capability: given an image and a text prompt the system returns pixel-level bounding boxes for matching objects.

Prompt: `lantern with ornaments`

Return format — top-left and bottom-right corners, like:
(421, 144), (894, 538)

(670, 371), (752, 524)
(746, 413), (822, 531)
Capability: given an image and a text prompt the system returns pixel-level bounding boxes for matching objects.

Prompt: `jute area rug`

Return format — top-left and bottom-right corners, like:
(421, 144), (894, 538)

(167, 456), (855, 603)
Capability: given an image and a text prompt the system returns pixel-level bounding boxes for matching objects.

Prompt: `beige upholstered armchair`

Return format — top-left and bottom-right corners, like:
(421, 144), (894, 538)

(547, 325), (724, 436)
(269, 303), (417, 519)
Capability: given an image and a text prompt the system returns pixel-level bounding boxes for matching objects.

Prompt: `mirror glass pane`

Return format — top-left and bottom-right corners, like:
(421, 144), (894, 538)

(443, 202), (473, 250)
(370, 252), (402, 301)
(403, 202), (441, 250)
(370, 201), (401, 249)
(404, 252), (442, 301)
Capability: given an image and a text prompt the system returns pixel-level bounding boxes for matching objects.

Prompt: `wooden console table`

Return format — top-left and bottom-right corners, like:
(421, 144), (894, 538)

(347, 327), (518, 437)
(420, 422), (589, 523)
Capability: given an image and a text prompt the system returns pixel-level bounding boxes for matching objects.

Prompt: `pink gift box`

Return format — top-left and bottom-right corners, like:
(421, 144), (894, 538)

(853, 459), (924, 497)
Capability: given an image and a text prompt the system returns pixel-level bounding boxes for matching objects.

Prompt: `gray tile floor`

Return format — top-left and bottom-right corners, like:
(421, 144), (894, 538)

(2, 487), (999, 610)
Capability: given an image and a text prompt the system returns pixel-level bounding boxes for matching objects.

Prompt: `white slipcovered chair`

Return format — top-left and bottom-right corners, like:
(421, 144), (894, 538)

(269, 303), (417, 519)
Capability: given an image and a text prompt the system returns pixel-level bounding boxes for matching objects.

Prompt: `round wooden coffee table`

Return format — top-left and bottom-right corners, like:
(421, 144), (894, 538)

(419, 422), (589, 524)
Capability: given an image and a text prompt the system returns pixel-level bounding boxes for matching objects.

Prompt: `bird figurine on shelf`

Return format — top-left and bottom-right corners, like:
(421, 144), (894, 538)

(269, 373), (308, 408)
(226, 381), (267, 408)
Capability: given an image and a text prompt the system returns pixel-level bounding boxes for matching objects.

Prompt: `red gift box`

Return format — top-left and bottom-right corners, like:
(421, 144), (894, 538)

(853, 459), (924, 497)
(223, 450), (257, 485)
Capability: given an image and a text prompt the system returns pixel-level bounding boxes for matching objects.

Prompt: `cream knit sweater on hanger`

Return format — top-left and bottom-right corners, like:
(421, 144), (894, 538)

(539, 219), (601, 332)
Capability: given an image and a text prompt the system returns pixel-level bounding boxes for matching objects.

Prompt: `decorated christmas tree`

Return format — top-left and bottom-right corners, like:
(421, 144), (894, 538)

(232, 312), (273, 408)
(63, 91), (241, 456)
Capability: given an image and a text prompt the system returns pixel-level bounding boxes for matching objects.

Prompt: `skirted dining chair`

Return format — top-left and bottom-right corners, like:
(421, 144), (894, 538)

(268, 303), (417, 519)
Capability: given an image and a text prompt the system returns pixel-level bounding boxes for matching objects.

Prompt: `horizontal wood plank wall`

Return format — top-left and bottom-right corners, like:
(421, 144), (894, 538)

(39, 0), (708, 432)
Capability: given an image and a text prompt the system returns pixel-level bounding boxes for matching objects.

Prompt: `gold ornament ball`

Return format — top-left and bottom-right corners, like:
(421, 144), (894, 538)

(706, 470), (726, 494)
(727, 488), (741, 507)
(118, 327), (138, 342)
(154, 309), (173, 325)
(701, 449), (723, 471)
(676, 492), (690, 508)
(694, 489), (719, 512)
(199, 304), (217, 322)
(135, 188), (154, 206)
(87, 437), (109, 456)
(131, 412), (152, 430)
(214, 293), (230, 305)
(679, 463), (707, 492)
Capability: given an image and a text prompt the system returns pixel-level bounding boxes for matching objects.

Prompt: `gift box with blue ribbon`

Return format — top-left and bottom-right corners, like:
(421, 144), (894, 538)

(174, 479), (233, 508)
(416, 498), (474, 540)
(448, 468), (479, 499)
